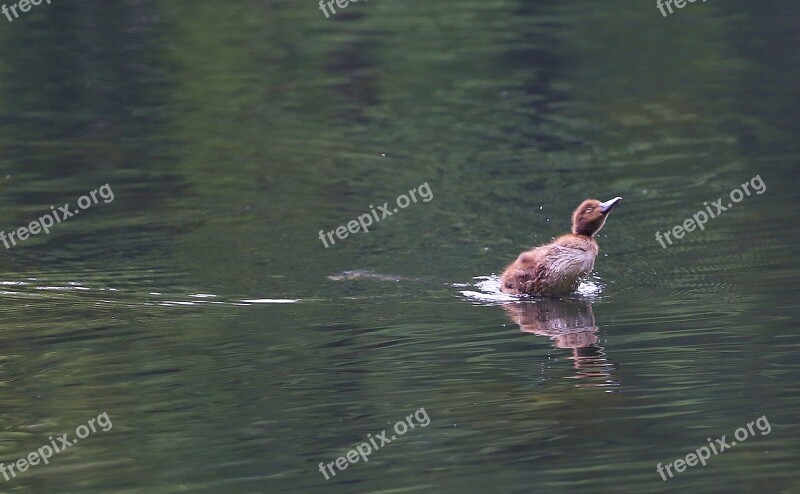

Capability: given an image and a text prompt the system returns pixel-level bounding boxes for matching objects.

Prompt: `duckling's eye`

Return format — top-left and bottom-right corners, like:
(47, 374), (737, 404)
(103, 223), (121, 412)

(585, 207), (593, 212)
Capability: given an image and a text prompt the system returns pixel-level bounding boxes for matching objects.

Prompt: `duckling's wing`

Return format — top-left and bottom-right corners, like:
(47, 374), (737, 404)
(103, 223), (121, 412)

(500, 246), (550, 294)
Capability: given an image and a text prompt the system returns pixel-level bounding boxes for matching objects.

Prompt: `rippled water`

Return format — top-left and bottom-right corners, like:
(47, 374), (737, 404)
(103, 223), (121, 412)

(0, 0), (797, 492)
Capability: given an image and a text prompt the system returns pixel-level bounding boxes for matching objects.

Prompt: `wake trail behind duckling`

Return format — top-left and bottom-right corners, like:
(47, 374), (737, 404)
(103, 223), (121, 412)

(457, 275), (605, 305)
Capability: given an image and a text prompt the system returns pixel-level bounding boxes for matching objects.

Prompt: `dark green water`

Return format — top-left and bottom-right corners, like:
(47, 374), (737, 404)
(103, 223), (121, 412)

(0, 1), (797, 492)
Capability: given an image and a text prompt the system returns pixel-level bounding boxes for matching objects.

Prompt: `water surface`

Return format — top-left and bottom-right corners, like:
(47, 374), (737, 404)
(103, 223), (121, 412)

(0, 0), (797, 492)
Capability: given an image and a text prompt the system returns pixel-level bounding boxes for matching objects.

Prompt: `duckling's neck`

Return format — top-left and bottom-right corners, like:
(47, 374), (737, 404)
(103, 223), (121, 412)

(572, 226), (598, 237)
(556, 233), (599, 252)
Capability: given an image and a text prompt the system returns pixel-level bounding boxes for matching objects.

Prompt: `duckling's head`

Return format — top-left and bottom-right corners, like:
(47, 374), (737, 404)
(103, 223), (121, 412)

(571, 197), (622, 237)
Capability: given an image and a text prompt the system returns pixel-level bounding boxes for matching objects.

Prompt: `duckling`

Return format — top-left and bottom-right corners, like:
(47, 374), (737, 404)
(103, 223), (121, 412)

(500, 197), (622, 296)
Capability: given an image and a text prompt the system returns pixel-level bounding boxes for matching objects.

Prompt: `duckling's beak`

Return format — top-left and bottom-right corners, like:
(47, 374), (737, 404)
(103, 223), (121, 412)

(599, 196), (622, 214)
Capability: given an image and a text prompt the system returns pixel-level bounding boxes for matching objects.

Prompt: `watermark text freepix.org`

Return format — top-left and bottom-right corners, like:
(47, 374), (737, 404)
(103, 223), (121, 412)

(657, 0), (707, 18)
(656, 414), (771, 481)
(319, 0), (365, 18)
(0, 412), (112, 481)
(0, 183), (114, 250)
(318, 407), (430, 480)
(2, 0), (52, 23)
(318, 182), (432, 248)
(655, 175), (765, 249)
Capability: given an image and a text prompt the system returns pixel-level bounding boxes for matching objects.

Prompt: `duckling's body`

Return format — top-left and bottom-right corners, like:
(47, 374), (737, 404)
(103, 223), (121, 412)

(500, 234), (598, 296)
(500, 197), (621, 296)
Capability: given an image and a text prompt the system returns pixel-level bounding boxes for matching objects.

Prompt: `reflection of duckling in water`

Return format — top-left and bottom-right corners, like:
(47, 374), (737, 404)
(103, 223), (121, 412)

(501, 197), (622, 296)
(503, 299), (618, 388)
